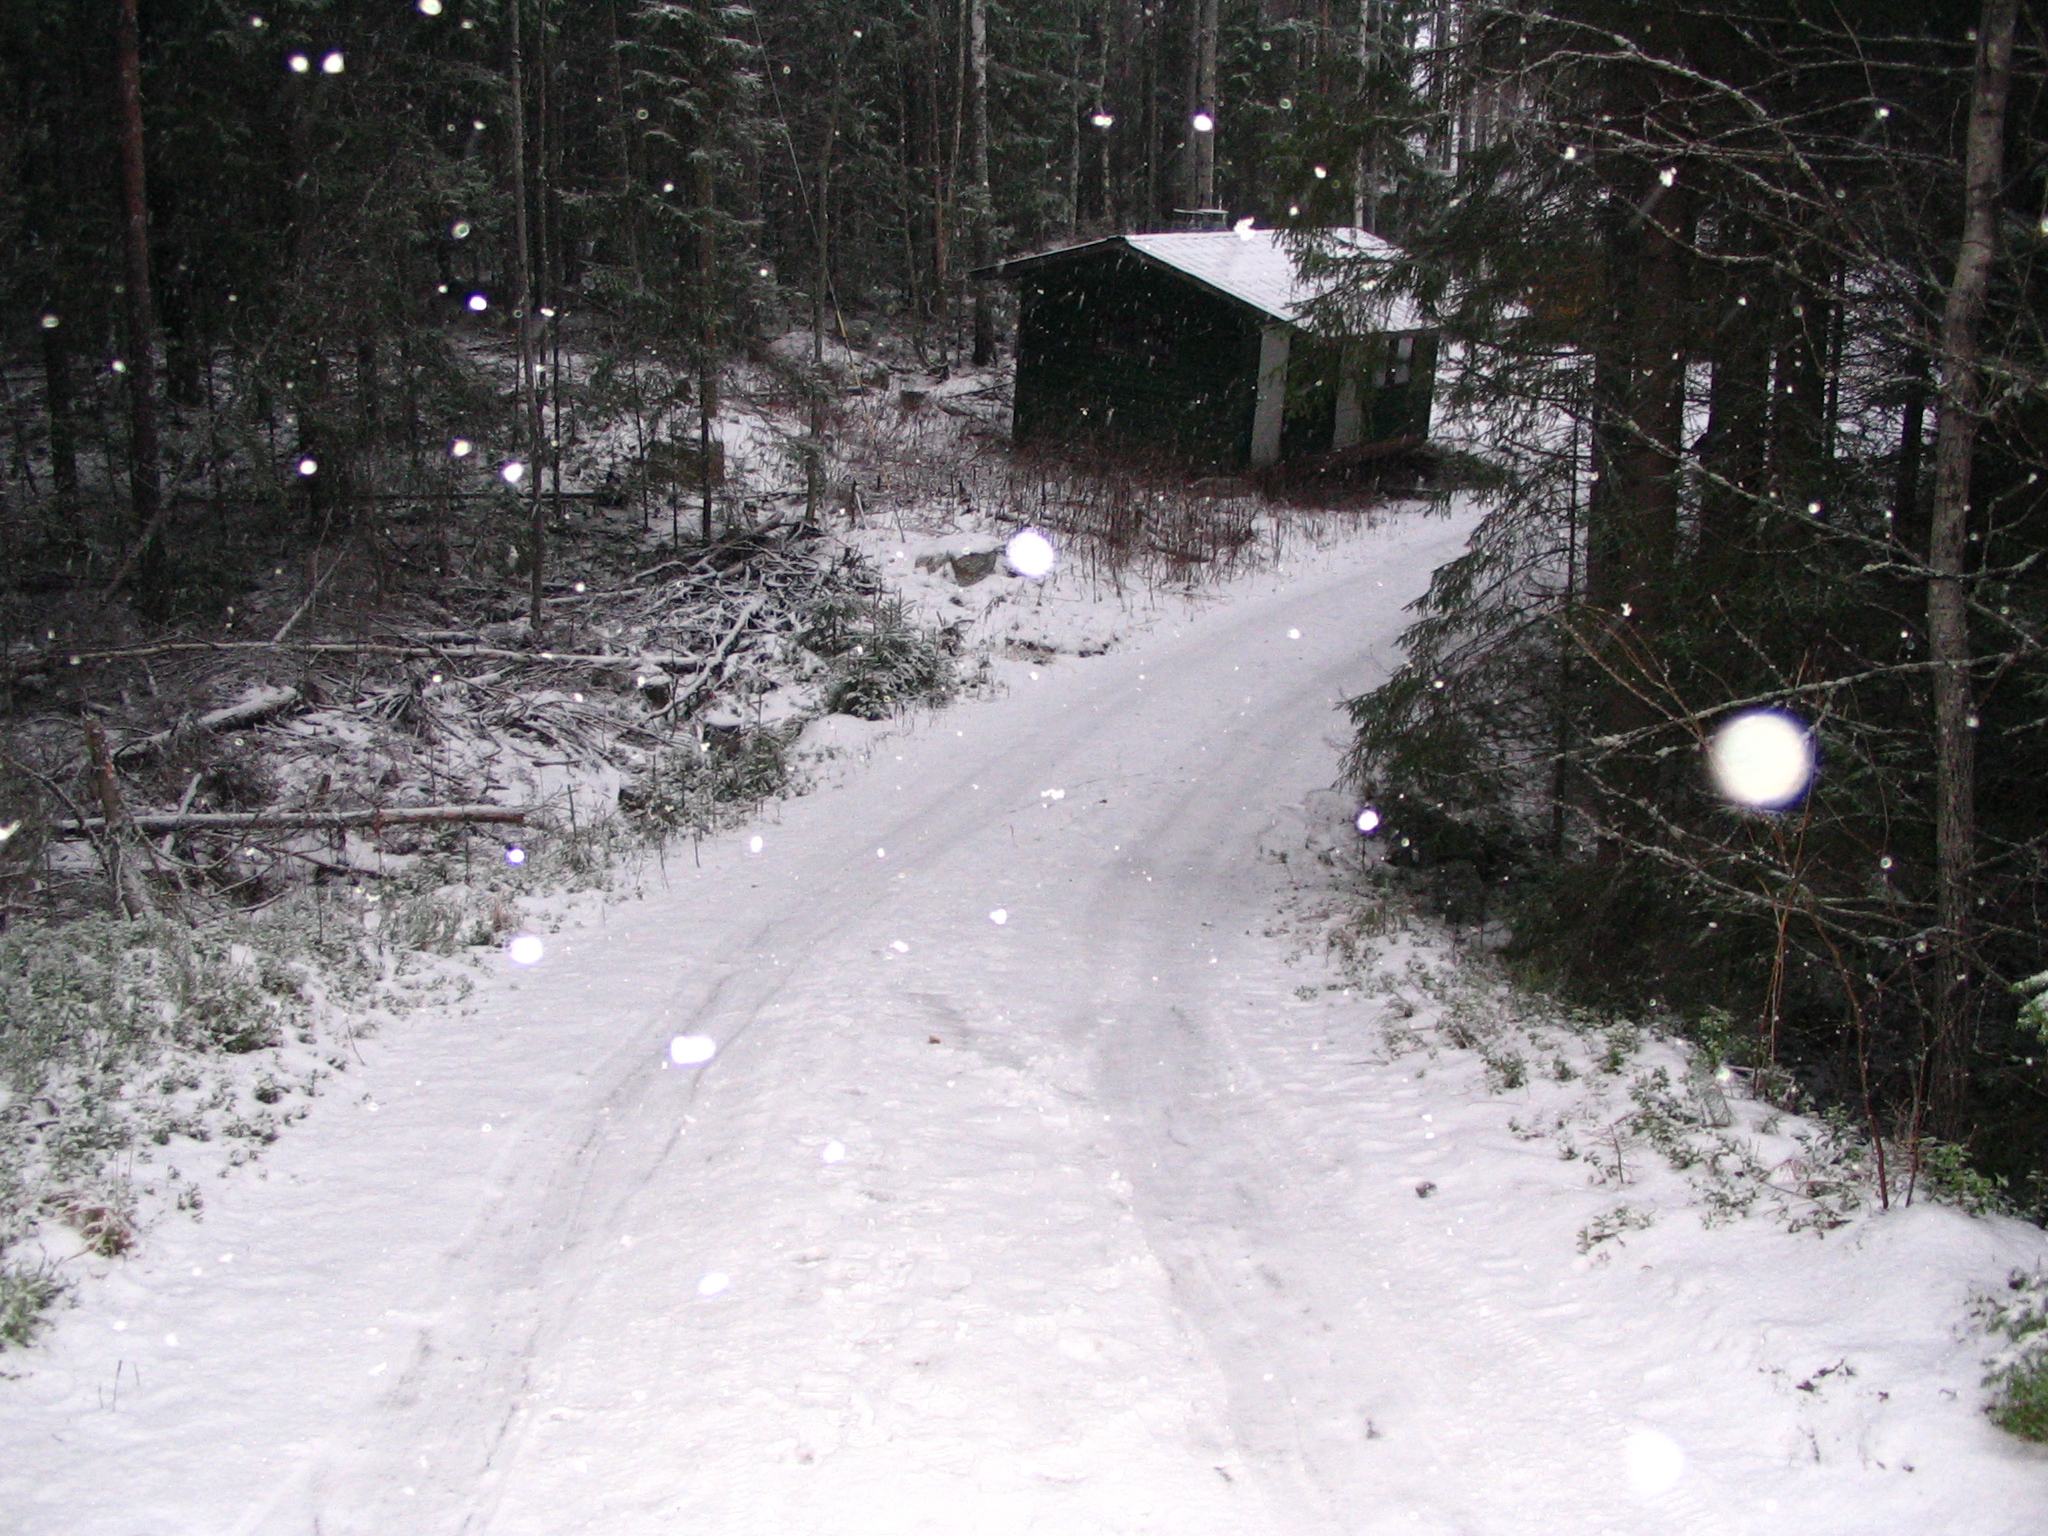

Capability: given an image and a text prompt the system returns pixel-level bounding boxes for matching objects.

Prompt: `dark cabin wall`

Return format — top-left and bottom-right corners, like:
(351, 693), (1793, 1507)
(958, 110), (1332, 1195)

(1285, 330), (1437, 460)
(1283, 334), (1343, 461)
(1013, 252), (1263, 469)
(1360, 330), (1437, 443)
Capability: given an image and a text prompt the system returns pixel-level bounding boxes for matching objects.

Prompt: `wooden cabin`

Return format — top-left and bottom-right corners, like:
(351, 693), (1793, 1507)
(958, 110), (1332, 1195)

(972, 228), (1433, 472)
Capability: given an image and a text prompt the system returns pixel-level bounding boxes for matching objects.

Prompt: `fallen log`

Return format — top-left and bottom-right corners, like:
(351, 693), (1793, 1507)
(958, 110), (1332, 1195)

(115, 684), (304, 765)
(6, 639), (704, 679)
(53, 804), (528, 838)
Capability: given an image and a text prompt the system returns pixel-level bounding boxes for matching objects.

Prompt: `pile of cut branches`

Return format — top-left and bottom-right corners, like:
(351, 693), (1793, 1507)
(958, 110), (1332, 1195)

(0, 512), (901, 927)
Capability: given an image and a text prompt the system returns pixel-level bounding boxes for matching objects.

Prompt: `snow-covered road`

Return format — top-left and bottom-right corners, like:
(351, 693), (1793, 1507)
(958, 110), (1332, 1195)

(7, 507), (2044, 1535)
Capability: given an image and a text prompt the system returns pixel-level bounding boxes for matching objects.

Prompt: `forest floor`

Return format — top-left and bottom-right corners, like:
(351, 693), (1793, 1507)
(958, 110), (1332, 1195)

(1, 472), (2045, 1533)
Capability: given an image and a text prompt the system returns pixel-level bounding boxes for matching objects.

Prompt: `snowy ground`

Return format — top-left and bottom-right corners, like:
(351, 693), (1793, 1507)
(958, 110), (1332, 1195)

(4, 505), (2046, 1535)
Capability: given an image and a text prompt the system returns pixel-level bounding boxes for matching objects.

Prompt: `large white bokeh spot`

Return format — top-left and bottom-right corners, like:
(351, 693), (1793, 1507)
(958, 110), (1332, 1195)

(1707, 710), (1813, 808)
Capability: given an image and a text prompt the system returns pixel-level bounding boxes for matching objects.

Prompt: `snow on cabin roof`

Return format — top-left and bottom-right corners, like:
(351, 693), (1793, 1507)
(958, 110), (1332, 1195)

(973, 227), (1422, 333)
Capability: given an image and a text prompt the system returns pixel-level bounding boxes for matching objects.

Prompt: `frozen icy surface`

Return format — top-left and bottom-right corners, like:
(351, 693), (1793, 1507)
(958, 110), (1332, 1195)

(3, 506), (2044, 1535)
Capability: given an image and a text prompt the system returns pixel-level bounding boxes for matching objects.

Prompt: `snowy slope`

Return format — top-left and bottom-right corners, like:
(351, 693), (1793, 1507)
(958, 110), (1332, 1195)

(4, 505), (2045, 1536)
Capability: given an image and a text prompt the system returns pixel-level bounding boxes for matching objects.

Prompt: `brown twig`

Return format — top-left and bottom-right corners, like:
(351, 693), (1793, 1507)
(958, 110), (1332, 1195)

(271, 552), (346, 644)
(51, 805), (528, 838)
(662, 596), (766, 720)
(8, 639), (704, 679)
(82, 720), (158, 918)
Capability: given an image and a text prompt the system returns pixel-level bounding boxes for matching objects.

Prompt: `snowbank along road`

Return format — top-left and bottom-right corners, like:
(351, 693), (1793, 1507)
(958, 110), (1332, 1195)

(6, 504), (2045, 1536)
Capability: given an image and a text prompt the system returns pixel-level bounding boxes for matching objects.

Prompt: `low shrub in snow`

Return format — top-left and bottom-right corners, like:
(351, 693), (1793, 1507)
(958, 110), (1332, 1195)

(0, 1256), (66, 1349)
(1354, 865), (2031, 1238)
(624, 722), (802, 836)
(1576, 1203), (1655, 1255)
(0, 911), (381, 1346)
(1977, 1268), (2048, 1442)
(1915, 1137), (2028, 1219)
(0, 838), (600, 1351)
(799, 594), (956, 720)
(1304, 886), (1889, 1237)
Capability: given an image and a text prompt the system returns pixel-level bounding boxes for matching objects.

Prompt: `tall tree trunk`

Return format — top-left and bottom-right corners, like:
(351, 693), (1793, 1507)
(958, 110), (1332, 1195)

(1769, 250), (1834, 520)
(896, 100), (927, 338)
(114, 0), (166, 611)
(935, 0), (968, 338)
(39, 319), (79, 520)
(1697, 268), (1769, 585)
(815, 61), (843, 347)
(1924, 0), (2017, 1135)
(1093, 13), (1112, 228)
(1355, 0), (1381, 231)
(1189, 0), (1218, 216)
(159, 262), (204, 408)
(537, 2), (563, 527)
(1633, 188), (1692, 606)
(1893, 346), (1929, 549)
(607, 1), (641, 270)
(809, 58), (844, 521)
(969, 0), (995, 364)
(1588, 178), (1689, 629)
(697, 154), (718, 544)
(1065, 15), (1083, 238)
(1141, 6), (1161, 227)
(509, 0), (545, 633)
(1584, 174), (1691, 843)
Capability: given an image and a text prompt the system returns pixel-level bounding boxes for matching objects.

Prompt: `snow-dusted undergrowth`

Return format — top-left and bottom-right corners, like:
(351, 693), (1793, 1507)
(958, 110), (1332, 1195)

(1275, 877), (1867, 1241)
(1263, 812), (2048, 1453)
(0, 338), (1395, 1354)
(1978, 1270), (2048, 1440)
(0, 822), (644, 1347)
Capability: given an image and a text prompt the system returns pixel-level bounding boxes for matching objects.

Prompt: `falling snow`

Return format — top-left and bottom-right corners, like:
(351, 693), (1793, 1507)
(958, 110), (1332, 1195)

(1005, 527), (1057, 579)
(667, 1035), (716, 1067)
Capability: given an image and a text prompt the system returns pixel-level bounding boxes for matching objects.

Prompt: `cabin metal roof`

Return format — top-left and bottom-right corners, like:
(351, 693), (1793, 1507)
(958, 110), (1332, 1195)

(972, 227), (1421, 333)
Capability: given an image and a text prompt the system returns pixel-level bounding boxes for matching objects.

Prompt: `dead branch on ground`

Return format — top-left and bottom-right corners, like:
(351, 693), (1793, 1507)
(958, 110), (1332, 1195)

(52, 804), (528, 838)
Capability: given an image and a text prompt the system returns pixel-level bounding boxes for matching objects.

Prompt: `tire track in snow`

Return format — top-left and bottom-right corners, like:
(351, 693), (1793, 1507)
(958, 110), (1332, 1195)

(285, 509), (1474, 1534)
(292, 766), (1113, 1534)
(1074, 564), (1445, 1533)
(1068, 545), (1735, 1535)
(268, 735), (1139, 1524)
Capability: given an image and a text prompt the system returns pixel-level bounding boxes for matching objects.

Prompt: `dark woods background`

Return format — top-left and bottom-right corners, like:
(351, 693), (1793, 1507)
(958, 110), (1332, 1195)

(4, 2), (2048, 1205)
(0, 0), (1403, 610)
